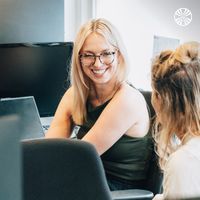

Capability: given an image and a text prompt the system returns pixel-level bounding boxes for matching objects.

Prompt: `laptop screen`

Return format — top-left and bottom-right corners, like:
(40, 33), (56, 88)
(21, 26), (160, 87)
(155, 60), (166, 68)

(0, 96), (44, 140)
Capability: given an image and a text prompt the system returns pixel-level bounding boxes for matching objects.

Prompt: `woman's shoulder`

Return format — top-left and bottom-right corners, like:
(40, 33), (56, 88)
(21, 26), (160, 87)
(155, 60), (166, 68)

(166, 140), (200, 173)
(110, 82), (149, 133)
(164, 140), (200, 199)
(62, 86), (74, 99)
(114, 82), (147, 108)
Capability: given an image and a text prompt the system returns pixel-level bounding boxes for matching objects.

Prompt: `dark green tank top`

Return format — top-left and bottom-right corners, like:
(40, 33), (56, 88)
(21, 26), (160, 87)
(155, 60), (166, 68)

(76, 96), (153, 182)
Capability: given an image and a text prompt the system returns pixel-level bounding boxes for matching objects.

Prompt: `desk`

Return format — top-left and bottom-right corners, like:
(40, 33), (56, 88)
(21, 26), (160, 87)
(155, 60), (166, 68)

(111, 189), (154, 200)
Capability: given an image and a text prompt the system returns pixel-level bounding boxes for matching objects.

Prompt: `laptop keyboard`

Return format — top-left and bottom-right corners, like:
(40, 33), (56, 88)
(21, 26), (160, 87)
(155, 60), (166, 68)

(40, 117), (53, 132)
(42, 125), (50, 131)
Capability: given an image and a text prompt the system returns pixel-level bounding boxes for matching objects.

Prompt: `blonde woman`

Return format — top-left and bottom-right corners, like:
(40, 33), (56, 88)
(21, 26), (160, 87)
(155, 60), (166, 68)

(151, 42), (200, 199)
(46, 18), (152, 190)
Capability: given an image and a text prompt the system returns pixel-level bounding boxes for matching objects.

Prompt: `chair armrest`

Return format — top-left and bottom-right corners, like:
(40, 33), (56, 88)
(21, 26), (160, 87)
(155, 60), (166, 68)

(111, 189), (154, 200)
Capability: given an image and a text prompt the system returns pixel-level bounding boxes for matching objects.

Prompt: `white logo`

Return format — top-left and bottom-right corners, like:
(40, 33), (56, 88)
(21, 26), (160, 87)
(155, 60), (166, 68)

(174, 8), (192, 26)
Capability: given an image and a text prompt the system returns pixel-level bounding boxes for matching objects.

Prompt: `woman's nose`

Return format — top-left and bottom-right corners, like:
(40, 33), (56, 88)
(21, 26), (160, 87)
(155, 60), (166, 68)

(93, 56), (103, 67)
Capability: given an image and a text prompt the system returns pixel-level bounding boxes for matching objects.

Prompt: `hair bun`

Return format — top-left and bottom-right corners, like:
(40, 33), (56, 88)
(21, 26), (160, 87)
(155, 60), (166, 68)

(174, 41), (200, 64)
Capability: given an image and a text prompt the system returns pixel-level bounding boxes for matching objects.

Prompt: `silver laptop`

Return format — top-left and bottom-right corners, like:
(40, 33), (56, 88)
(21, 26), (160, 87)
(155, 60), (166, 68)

(0, 96), (44, 140)
(0, 115), (22, 200)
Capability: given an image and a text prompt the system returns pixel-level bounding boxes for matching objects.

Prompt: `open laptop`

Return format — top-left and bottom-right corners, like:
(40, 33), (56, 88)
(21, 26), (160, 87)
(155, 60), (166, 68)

(0, 96), (44, 140)
(0, 115), (22, 200)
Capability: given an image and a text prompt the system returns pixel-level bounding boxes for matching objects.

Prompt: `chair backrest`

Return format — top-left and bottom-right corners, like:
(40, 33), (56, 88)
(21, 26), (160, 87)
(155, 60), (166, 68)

(0, 115), (21, 200)
(140, 90), (163, 195)
(22, 138), (112, 200)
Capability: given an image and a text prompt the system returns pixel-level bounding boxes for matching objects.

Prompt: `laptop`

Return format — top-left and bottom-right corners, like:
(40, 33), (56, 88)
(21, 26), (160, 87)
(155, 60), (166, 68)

(0, 96), (44, 140)
(0, 115), (22, 200)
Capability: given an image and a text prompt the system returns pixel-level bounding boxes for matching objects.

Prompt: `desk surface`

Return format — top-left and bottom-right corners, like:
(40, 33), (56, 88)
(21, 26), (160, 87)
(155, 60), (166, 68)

(111, 189), (154, 200)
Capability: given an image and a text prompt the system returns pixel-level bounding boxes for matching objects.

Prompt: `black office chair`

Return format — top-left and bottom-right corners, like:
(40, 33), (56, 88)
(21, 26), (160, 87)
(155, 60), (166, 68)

(22, 139), (112, 200)
(22, 138), (154, 200)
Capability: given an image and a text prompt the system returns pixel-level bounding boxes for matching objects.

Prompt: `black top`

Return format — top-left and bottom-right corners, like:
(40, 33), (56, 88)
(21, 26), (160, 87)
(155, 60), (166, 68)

(76, 93), (153, 183)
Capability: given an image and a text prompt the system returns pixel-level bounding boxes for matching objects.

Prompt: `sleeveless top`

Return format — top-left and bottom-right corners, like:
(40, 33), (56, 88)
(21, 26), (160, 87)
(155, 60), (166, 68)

(76, 93), (154, 183)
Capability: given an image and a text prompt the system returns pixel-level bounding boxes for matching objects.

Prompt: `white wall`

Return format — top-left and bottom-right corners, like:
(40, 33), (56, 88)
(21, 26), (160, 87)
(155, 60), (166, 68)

(64, 0), (96, 41)
(96, 0), (200, 90)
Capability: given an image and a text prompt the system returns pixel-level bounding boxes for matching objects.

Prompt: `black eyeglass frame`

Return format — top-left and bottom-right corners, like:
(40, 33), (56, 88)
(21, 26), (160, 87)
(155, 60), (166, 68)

(79, 51), (116, 67)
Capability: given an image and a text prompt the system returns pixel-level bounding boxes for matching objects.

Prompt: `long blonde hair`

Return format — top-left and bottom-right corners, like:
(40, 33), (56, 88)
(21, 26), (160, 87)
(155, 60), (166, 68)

(151, 41), (200, 170)
(71, 18), (129, 125)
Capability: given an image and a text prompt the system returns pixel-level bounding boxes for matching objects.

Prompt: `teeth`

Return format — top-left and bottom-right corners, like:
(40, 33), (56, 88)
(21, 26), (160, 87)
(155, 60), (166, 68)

(93, 69), (106, 74)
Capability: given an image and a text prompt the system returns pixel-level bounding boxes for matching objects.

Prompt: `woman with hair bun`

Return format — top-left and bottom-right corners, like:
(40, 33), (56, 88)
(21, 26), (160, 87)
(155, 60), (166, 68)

(152, 42), (200, 200)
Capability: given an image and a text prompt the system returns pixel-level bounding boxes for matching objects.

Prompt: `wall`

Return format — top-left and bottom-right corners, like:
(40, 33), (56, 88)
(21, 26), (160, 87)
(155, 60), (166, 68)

(0, 0), (64, 43)
(64, 0), (95, 41)
(96, 0), (200, 90)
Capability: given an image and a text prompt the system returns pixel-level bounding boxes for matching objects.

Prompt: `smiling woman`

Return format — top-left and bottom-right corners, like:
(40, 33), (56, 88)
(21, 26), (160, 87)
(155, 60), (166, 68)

(46, 18), (153, 191)
(79, 32), (119, 88)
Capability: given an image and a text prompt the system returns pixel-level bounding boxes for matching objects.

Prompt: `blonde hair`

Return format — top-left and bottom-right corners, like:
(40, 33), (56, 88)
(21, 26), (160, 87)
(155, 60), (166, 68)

(71, 18), (129, 124)
(151, 41), (200, 170)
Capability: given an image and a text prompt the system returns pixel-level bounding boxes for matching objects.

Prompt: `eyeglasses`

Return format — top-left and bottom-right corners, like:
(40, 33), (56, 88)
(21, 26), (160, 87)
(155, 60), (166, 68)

(79, 51), (116, 67)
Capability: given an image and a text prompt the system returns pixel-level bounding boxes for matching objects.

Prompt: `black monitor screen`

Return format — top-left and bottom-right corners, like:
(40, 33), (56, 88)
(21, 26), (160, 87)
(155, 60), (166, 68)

(0, 42), (73, 117)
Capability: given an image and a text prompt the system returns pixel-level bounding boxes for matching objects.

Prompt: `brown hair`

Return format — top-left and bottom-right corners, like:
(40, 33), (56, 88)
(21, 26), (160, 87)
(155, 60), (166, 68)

(151, 41), (200, 169)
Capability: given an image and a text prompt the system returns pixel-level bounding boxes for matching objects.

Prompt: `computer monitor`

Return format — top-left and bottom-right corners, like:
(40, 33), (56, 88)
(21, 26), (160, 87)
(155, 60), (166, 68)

(0, 42), (73, 117)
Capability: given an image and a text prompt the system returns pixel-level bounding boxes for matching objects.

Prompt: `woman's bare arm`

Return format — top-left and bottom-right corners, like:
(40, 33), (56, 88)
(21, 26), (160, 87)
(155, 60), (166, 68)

(46, 84), (149, 156)
(45, 87), (73, 138)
